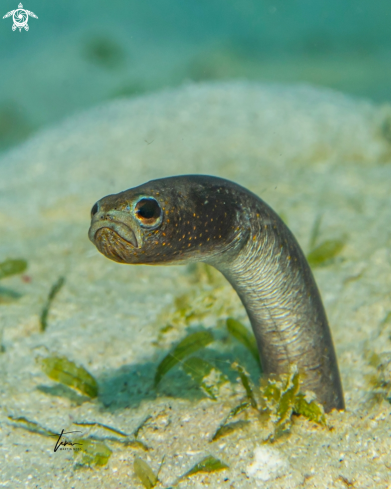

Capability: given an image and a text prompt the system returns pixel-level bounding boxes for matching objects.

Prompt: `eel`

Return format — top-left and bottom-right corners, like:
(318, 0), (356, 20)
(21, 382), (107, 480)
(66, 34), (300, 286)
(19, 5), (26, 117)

(88, 175), (344, 412)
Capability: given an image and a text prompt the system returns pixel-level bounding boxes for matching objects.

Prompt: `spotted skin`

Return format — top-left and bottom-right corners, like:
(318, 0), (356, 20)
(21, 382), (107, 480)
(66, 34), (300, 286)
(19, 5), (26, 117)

(89, 176), (248, 265)
(89, 175), (344, 412)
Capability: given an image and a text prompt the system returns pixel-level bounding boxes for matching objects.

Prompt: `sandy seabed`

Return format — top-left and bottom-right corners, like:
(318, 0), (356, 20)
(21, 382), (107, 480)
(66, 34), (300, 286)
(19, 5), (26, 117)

(1, 82), (391, 488)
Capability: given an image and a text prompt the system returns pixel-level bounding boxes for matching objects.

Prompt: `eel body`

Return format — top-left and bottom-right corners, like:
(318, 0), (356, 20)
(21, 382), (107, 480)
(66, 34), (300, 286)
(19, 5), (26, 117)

(88, 175), (344, 412)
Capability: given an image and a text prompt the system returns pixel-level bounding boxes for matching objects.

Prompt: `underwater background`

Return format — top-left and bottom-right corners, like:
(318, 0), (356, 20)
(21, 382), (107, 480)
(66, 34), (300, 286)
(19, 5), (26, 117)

(2, 1), (391, 488)
(1, 0), (391, 152)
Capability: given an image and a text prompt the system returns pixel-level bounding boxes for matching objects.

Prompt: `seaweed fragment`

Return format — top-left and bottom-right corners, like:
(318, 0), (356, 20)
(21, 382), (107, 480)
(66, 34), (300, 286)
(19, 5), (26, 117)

(226, 318), (260, 366)
(308, 215), (322, 251)
(73, 438), (112, 467)
(166, 291), (213, 325)
(73, 421), (128, 437)
(40, 355), (99, 398)
(83, 35), (125, 69)
(182, 455), (228, 478)
(40, 276), (65, 331)
(8, 415), (56, 437)
(84, 436), (147, 450)
(294, 393), (326, 425)
(306, 215), (345, 267)
(0, 103), (32, 149)
(133, 415), (152, 439)
(366, 350), (391, 402)
(157, 268), (238, 333)
(0, 259), (27, 303)
(212, 364), (326, 443)
(232, 362), (258, 408)
(122, 439), (149, 451)
(0, 286), (22, 304)
(72, 421), (149, 450)
(211, 401), (251, 441)
(307, 239), (344, 267)
(338, 475), (355, 487)
(380, 312), (391, 328)
(154, 330), (214, 386)
(134, 457), (159, 488)
(262, 365), (301, 434)
(212, 419), (250, 441)
(0, 259), (27, 280)
(260, 365), (326, 438)
(36, 383), (89, 404)
(191, 263), (221, 285)
(182, 356), (228, 400)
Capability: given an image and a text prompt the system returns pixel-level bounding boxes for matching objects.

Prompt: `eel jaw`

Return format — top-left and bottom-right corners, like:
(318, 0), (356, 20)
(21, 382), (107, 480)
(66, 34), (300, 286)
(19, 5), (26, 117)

(88, 220), (139, 249)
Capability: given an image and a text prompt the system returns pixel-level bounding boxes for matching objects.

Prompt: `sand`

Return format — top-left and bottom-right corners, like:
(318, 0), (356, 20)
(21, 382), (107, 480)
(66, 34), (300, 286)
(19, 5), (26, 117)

(0, 81), (391, 488)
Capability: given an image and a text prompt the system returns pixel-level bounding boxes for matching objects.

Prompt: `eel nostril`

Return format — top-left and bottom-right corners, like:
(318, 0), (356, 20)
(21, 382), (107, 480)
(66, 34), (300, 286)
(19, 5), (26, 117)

(91, 202), (99, 217)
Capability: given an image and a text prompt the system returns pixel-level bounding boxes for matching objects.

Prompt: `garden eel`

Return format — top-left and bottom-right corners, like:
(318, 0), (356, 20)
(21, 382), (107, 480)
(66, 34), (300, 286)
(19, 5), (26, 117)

(88, 175), (344, 412)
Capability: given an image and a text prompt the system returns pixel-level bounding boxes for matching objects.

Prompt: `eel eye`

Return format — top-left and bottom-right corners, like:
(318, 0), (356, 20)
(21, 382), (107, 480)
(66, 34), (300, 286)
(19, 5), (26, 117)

(91, 202), (99, 217)
(134, 198), (162, 227)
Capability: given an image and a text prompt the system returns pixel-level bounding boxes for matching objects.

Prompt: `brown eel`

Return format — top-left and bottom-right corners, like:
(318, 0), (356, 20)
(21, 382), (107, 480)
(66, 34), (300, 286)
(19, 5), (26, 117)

(88, 175), (344, 412)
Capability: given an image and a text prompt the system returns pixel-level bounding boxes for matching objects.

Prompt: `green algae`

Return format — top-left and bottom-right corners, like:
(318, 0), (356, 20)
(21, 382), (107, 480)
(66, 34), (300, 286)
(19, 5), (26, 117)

(154, 330), (214, 386)
(133, 415), (153, 439)
(182, 356), (228, 400)
(261, 365), (301, 433)
(210, 363), (326, 443)
(36, 383), (89, 405)
(73, 421), (129, 437)
(211, 419), (250, 441)
(306, 214), (345, 267)
(0, 258), (27, 304)
(294, 392), (326, 425)
(134, 457), (159, 488)
(307, 239), (345, 267)
(8, 415), (56, 437)
(162, 290), (221, 328)
(73, 438), (112, 467)
(0, 104), (32, 149)
(211, 401), (252, 441)
(308, 215), (323, 250)
(182, 455), (229, 478)
(380, 311), (391, 328)
(366, 350), (391, 403)
(83, 35), (125, 70)
(0, 286), (22, 304)
(122, 439), (149, 451)
(260, 366), (326, 438)
(40, 276), (65, 331)
(40, 355), (99, 398)
(73, 421), (149, 450)
(232, 362), (258, 408)
(0, 258), (27, 279)
(157, 265), (237, 333)
(226, 318), (260, 366)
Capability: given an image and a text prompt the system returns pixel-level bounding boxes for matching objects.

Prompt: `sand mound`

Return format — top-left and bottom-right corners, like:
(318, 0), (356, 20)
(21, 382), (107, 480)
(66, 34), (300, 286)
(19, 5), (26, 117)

(1, 82), (391, 488)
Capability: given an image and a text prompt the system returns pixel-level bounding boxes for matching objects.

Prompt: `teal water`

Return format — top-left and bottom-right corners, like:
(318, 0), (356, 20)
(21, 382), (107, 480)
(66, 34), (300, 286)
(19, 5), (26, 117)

(0, 0), (391, 151)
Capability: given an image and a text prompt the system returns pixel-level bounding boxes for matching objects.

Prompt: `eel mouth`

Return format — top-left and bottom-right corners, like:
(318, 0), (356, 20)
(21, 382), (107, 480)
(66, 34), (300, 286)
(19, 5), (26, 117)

(92, 226), (139, 263)
(88, 221), (138, 248)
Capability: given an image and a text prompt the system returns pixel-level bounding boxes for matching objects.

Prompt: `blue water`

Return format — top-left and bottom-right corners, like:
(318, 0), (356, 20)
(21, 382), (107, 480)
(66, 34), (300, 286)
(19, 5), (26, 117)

(1, 0), (391, 150)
